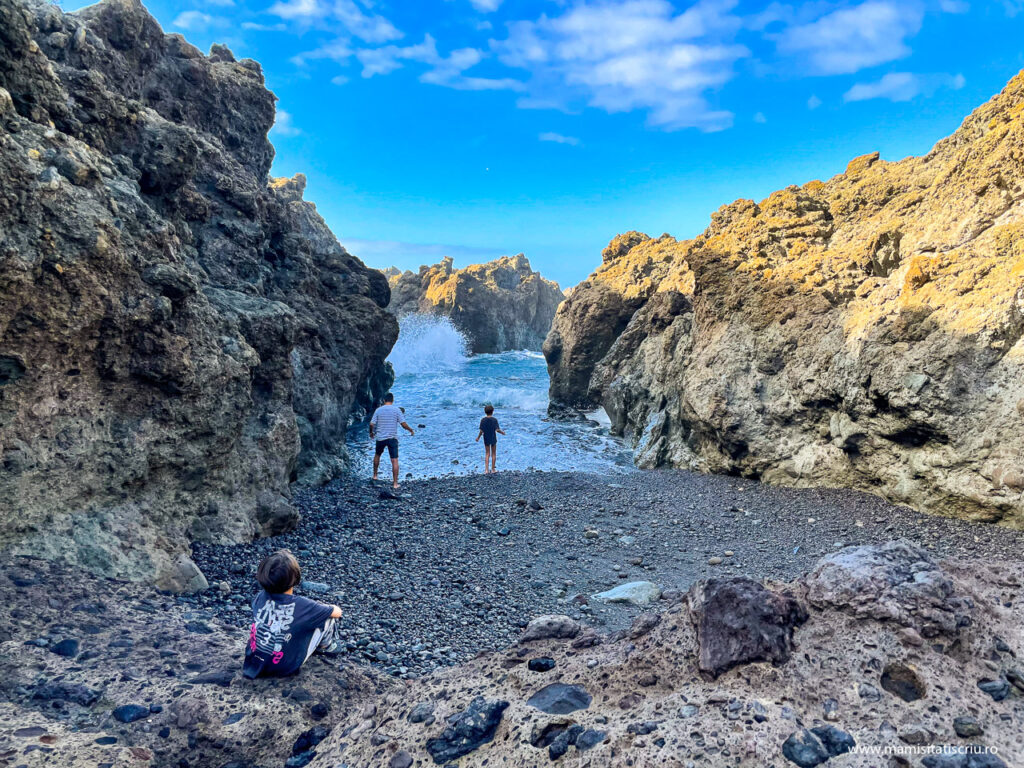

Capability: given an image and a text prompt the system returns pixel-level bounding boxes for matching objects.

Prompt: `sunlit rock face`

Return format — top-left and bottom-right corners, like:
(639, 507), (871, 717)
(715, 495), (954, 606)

(0, 0), (397, 587)
(386, 254), (564, 354)
(546, 72), (1024, 527)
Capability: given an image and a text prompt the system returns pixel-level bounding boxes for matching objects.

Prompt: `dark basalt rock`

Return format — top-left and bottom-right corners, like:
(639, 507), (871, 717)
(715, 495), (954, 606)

(528, 657), (556, 672)
(33, 682), (102, 706)
(687, 577), (807, 678)
(112, 704), (151, 723)
(977, 677), (1010, 702)
(425, 696), (508, 764)
(782, 726), (855, 767)
(526, 683), (592, 715)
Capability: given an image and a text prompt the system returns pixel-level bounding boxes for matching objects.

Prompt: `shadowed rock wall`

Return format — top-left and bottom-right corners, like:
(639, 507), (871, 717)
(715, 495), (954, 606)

(0, 0), (397, 588)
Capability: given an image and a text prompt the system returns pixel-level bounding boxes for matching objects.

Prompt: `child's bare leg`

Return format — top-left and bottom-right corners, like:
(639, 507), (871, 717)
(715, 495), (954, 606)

(491, 444), (498, 473)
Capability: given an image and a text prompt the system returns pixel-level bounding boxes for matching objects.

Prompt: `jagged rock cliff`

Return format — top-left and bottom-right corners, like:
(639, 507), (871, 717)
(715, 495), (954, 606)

(545, 72), (1024, 527)
(386, 254), (564, 353)
(0, 0), (397, 588)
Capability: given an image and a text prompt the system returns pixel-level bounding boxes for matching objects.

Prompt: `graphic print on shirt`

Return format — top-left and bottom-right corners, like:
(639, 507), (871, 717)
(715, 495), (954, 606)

(250, 599), (296, 665)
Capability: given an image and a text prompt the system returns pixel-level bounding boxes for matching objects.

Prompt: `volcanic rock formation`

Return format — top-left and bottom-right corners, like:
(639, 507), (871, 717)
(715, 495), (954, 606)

(0, 0), (397, 588)
(2, 542), (1018, 767)
(386, 254), (564, 353)
(545, 73), (1024, 527)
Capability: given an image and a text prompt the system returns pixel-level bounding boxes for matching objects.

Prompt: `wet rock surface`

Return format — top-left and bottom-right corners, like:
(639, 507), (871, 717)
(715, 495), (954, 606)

(544, 72), (1024, 527)
(385, 254), (563, 353)
(0, 0), (397, 588)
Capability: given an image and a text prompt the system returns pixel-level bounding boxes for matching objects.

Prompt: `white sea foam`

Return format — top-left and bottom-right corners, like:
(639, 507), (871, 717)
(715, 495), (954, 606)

(387, 315), (469, 375)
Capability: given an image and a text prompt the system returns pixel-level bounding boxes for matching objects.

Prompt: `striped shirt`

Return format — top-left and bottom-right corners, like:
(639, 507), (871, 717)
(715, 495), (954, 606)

(370, 404), (404, 441)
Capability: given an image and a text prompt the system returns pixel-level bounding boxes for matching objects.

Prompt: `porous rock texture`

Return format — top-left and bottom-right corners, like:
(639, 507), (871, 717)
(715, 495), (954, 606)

(386, 254), (564, 353)
(0, 0), (397, 589)
(545, 73), (1024, 527)
(3, 543), (1019, 767)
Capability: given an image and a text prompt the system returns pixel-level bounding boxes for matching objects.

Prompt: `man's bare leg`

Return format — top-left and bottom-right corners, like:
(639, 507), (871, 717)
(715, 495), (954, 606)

(391, 458), (400, 489)
(372, 452), (380, 481)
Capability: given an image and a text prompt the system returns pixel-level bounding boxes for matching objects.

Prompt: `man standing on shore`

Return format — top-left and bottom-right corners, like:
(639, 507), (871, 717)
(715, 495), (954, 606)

(369, 392), (415, 489)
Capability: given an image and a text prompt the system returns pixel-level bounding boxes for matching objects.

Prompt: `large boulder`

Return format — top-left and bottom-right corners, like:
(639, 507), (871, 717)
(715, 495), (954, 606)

(687, 577), (807, 679)
(544, 72), (1024, 526)
(386, 254), (563, 353)
(803, 540), (973, 637)
(0, 0), (397, 588)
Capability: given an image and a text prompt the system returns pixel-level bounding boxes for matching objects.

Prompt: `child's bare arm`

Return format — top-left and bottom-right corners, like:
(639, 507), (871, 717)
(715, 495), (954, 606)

(497, 428), (506, 435)
(475, 430), (482, 442)
(330, 605), (342, 619)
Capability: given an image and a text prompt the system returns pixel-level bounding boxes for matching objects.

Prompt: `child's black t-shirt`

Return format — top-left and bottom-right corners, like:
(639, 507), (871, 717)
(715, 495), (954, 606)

(243, 591), (334, 678)
(480, 416), (499, 445)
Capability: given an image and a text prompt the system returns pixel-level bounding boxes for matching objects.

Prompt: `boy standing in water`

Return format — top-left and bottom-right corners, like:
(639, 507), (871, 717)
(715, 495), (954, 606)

(476, 404), (506, 474)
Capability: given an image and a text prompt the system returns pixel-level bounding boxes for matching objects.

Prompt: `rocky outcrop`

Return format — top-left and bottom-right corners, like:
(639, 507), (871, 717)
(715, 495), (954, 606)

(4, 543), (1018, 767)
(386, 254), (563, 353)
(0, 0), (397, 588)
(545, 72), (1024, 526)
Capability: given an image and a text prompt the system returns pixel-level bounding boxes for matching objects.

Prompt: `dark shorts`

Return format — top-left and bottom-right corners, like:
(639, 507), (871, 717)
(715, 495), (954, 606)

(483, 438), (497, 447)
(375, 438), (398, 459)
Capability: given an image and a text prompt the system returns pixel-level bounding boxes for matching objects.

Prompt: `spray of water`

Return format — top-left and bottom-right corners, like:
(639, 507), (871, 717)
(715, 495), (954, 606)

(387, 315), (470, 376)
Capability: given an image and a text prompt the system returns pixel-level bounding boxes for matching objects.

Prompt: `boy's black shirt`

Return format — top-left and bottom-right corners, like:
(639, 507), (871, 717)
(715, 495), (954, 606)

(479, 416), (499, 444)
(243, 591), (334, 678)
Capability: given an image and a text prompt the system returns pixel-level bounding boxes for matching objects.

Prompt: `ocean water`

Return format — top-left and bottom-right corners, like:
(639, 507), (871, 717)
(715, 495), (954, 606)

(346, 315), (635, 479)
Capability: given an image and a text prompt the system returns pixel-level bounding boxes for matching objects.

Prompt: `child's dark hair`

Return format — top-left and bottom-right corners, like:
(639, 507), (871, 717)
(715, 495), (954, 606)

(484, 404), (494, 415)
(256, 549), (301, 594)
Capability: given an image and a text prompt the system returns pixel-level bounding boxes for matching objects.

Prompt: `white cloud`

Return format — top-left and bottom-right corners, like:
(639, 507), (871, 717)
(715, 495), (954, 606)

(843, 71), (965, 102)
(241, 21), (287, 31)
(206, 0), (235, 6)
(269, 0), (319, 20)
(356, 35), (524, 90)
(753, 111), (766, 123)
(939, 0), (969, 11)
(470, 0), (503, 11)
(269, 0), (402, 43)
(539, 131), (581, 145)
(270, 110), (302, 137)
(777, 1), (924, 75)
(492, 0), (748, 131)
(331, 74), (350, 85)
(172, 11), (225, 31)
(807, 93), (822, 109)
(293, 38), (354, 66)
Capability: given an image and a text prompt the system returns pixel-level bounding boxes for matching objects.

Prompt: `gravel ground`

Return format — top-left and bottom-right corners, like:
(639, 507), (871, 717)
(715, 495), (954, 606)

(191, 468), (1024, 680)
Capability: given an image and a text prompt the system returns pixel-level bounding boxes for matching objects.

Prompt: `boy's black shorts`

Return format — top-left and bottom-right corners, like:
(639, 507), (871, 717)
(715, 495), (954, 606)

(375, 438), (399, 458)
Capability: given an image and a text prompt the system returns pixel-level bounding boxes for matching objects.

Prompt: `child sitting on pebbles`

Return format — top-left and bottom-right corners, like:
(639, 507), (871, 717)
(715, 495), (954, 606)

(243, 549), (343, 678)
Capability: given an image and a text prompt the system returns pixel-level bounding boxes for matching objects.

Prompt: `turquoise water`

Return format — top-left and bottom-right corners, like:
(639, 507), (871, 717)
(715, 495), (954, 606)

(346, 316), (635, 479)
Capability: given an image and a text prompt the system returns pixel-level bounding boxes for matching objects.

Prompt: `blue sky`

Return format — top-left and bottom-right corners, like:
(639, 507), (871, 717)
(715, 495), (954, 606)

(66, 0), (1024, 287)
